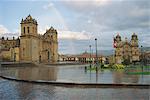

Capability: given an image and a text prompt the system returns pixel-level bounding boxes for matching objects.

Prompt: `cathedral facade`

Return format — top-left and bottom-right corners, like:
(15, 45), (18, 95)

(114, 33), (140, 64)
(1, 15), (58, 63)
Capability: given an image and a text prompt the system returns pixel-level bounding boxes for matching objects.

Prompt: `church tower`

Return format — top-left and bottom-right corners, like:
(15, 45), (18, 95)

(41, 27), (58, 62)
(123, 37), (131, 62)
(115, 34), (123, 64)
(131, 33), (140, 62)
(48, 27), (58, 62)
(20, 15), (39, 62)
(20, 14), (38, 36)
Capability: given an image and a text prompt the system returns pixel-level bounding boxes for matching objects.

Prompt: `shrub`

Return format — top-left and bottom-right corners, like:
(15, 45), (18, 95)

(112, 64), (125, 69)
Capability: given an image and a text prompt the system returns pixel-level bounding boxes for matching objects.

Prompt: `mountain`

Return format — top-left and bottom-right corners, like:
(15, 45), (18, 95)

(98, 50), (114, 56)
(140, 47), (150, 52)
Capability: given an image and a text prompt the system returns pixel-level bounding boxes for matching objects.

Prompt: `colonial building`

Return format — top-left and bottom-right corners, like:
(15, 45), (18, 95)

(59, 51), (106, 64)
(0, 37), (20, 61)
(1, 15), (58, 63)
(114, 33), (140, 64)
(77, 51), (106, 64)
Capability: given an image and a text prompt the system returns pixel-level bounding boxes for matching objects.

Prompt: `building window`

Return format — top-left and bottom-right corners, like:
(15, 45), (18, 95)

(27, 27), (29, 33)
(23, 27), (25, 34)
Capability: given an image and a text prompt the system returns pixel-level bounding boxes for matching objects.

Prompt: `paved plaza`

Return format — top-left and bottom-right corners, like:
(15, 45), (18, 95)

(0, 78), (149, 100)
(0, 64), (149, 100)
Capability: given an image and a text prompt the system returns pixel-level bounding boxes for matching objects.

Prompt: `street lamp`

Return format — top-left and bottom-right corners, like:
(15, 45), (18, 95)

(89, 45), (92, 69)
(141, 45), (144, 74)
(141, 45), (143, 64)
(95, 38), (98, 64)
(95, 38), (98, 72)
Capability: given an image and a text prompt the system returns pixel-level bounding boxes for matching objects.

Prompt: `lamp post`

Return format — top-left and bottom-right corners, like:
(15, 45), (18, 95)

(141, 45), (144, 74)
(89, 45), (92, 69)
(95, 38), (98, 72)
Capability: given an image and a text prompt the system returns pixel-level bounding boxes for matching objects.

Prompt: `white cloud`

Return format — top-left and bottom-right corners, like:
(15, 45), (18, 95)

(58, 30), (92, 40)
(63, 0), (111, 8)
(0, 25), (20, 38)
(38, 25), (50, 34)
(0, 25), (10, 34)
(129, 7), (149, 17)
(38, 25), (92, 40)
(94, 0), (111, 6)
(38, 3), (69, 32)
(43, 2), (54, 10)
(87, 20), (92, 24)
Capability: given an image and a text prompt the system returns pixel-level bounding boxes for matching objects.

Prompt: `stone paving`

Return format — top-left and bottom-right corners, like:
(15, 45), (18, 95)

(1, 65), (149, 84)
(0, 78), (149, 100)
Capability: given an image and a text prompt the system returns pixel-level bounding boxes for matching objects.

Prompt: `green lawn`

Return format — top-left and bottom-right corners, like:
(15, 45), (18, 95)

(127, 72), (150, 75)
(86, 65), (150, 75)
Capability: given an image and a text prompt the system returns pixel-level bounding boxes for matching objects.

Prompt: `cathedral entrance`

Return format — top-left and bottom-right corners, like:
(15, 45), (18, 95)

(39, 55), (41, 63)
(47, 51), (50, 62)
(14, 53), (16, 62)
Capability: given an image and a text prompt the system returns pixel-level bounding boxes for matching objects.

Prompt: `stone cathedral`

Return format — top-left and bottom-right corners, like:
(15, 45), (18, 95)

(114, 33), (140, 64)
(1, 15), (58, 63)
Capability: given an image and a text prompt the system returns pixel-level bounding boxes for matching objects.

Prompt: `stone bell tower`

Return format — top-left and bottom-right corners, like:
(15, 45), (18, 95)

(115, 34), (123, 64)
(20, 15), (39, 62)
(48, 27), (58, 62)
(131, 33), (140, 62)
(20, 14), (38, 36)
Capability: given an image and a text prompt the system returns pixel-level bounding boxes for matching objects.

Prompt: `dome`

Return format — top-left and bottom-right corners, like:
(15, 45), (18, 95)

(131, 33), (138, 40)
(21, 14), (37, 25)
(116, 33), (121, 38)
(132, 33), (137, 37)
(116, 33), (121, 41)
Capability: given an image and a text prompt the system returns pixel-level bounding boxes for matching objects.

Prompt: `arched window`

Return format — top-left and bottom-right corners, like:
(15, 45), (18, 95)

(23, 27), (25, 34)
(27, 27), (29, 33)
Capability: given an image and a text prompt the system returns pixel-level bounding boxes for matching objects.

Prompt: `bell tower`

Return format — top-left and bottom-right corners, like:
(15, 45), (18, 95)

(115, 34), (123, 64)
(49, 27), (58, 62)
(131, 33), (138, 47)
(20, 15), (39, 62)
(20, 14), (38, 36)
(131, 33), (139, 62)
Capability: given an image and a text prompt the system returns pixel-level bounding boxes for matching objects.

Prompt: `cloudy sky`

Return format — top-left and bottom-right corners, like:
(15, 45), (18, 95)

(0, 0), (150, 54)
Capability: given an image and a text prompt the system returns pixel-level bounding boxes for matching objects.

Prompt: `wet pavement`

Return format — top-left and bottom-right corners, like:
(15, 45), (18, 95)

(0, 77), (149, 100)
(0, 65), (149, 84)
(0, 64), (150, 100)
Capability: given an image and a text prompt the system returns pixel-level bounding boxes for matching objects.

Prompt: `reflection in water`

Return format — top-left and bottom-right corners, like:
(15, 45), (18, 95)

(17, 81), (33, 98)
(113, 71), (139, 84)
(2, 67), (57, 81)
(1, 65), (149, 84)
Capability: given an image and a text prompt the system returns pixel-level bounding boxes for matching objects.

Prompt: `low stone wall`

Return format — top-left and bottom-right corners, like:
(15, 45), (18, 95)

(47, 62), (86, 66)
(0, 75), (149, 88)
(1, 62), (37, 67)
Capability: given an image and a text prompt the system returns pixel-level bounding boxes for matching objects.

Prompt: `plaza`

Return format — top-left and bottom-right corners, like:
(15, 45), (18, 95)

(0, 63), (149, 100)
(0, 0), (150, 100)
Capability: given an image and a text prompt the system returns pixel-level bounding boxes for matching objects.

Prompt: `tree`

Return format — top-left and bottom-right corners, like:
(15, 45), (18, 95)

(123, 59), (130, 66)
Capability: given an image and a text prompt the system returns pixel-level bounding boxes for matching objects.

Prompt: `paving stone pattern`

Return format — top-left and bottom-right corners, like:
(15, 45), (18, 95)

(0, 78), (149, 100)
